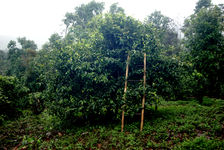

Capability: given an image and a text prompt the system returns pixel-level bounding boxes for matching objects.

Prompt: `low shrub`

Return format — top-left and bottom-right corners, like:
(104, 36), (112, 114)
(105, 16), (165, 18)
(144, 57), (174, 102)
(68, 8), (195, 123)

(177, 136), (224, 149)
(0, 75), (28, 123)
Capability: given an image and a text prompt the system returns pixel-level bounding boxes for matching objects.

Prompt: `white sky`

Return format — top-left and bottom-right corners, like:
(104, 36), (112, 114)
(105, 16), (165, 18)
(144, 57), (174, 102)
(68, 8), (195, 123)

(0, 0), (223, 49)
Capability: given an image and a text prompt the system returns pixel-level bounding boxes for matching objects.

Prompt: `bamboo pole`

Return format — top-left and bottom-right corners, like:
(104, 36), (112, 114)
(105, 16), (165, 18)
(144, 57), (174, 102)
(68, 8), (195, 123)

(140, 53), (146, 131)
(121, 54), (130, 132)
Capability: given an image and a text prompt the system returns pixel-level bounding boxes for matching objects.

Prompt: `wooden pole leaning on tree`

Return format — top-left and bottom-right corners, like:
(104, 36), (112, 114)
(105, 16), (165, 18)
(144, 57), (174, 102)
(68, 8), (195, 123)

(121, 54), (130, 132)
(140, 53), (146, 131)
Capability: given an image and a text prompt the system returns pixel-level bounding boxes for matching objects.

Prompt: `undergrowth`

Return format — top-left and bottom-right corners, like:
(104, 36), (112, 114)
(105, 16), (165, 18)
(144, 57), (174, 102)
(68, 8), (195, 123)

(1, 97), (224, 149)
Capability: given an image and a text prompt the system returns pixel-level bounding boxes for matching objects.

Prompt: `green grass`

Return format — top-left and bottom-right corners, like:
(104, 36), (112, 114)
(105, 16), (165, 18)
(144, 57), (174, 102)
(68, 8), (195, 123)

(1, 97), (224, 149)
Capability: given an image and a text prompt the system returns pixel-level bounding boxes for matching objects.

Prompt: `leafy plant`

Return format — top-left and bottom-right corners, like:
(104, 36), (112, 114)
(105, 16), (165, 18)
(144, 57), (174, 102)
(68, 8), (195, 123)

(0, 75), (28, 123)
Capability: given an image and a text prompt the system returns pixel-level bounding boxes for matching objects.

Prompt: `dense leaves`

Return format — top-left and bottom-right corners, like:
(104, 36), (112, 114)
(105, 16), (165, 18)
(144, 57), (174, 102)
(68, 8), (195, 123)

(41, 12), (163, 123)
(0, 75), (28, 123)
(1, 0), (223, 126)
(183, 3), (224, 97)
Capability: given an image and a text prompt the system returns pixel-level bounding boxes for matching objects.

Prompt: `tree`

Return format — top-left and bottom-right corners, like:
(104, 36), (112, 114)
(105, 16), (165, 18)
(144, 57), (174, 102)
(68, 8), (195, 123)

(63, 1), (104, 43)
(0, 75), (28, 123)
(17, 37), (37, 50)
(183, 4), (224, 98)
(146, 11), (180, 56)
(7, 40), (25, 77)
(109, 3), (124, 14)
(38, 9), (167, 124)
(7, 38), (37, 79)
(63, 1), (104, 30)
(0, 50), (8, 75)
(195, 0), (212, 13)
(42, 33), (62, 50)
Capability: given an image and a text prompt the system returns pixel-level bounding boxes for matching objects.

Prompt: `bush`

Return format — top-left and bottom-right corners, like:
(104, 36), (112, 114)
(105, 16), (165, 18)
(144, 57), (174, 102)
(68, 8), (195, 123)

(0, 75), (28, 123)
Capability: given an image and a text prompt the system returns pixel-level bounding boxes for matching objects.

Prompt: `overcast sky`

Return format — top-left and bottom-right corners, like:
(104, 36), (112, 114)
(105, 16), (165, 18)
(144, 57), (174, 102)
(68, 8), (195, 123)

(0, 0), (223, 49)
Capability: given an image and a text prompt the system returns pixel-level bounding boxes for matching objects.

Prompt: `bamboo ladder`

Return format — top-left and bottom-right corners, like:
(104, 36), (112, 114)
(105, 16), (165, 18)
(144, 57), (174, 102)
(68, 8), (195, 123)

(121, 53), (147, 132)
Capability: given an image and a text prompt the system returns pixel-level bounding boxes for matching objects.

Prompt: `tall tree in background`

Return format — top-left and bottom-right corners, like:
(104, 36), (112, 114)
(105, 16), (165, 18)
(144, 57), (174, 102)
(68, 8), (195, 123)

(7, 38), (37, 79)
(17, 37), (37, 50)
(0, 50), (8, 75)
(183, 1), (224, 97)
(7, 40), (25, 77)
(63, 0), (104, 37)
(195, 0), (212, 13)
(109, 3), (124, 14)
(42, 33), (62, 50)
(146, 11), (180, 56)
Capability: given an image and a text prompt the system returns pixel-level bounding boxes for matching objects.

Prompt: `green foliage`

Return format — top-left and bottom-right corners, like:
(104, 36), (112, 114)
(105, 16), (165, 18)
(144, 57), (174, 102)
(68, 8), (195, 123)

(147, 91), (162, 110)
(177, 136), (224, 150)
(0, 75), (28, 123)
(5, 37), (43, 115)
(109, 3), (125, 14)
(183, 4), (224, 97)
(146, 11), (180, 56)
(38, 11), (166, 124)
(0, 50), (8, 75)
(42, 33), (62, 50)
(1, 0), (224, 136)
(195, 0), (211, 13)
(27, 2), (203, 124)
(201, 96), (213, 106)
(7, 38), (37, 79)
(1, 98), (224, 149)
(7, 40), (25, 77)
(17, 37), (37, 50)
(28, 92), (45, 115)
(63, 0), (104, 38)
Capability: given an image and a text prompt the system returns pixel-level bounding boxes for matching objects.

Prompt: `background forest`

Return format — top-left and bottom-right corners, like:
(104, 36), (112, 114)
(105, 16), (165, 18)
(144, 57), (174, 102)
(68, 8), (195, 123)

(0, 0), (224, 149)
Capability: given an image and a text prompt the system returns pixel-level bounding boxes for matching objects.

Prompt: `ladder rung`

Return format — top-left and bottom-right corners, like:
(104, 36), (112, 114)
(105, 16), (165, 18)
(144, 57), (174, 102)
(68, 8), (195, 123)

(128, 80), (142, 82)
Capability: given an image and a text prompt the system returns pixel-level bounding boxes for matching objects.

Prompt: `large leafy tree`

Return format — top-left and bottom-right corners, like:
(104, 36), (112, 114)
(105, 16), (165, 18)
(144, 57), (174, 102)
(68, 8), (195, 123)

(7, 38), (37, 79)
(109, 3), (124, 14)
(195, 0), (212, 13)
(63, 0), (104, 37)
(42, 33), (63, 50)
(146, 11), (180, 56)
(39, 4), (168, 123)
(39, 7), (190, 124)
(183, 2), (224, 97)
(27, 1), (199, 124)
(7, 40), (25, 77)
(17, 37), (37, 50)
